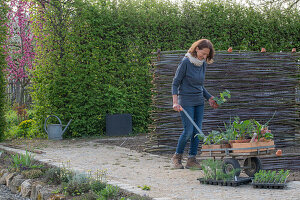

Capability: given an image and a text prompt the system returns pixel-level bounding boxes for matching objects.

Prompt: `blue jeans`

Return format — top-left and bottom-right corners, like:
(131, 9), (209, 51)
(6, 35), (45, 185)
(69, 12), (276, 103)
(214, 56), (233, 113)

(176, 105), (204, 157)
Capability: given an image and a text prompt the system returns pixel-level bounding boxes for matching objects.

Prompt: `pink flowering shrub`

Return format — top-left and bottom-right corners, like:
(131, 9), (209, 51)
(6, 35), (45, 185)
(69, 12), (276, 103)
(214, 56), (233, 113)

(5, 0), (35, 106)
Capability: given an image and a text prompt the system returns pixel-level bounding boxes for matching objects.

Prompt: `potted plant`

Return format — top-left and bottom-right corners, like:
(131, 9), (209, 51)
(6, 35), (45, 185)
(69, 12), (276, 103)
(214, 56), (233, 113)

(229, 117), (254, 143)
(221, 118), (238, 143)
(253, 119), (274, 141)
(229, 117), (275, 153)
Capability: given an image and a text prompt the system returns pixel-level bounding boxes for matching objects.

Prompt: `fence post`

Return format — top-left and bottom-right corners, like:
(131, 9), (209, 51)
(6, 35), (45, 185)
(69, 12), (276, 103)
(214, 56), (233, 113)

(157, 49), (161, 61)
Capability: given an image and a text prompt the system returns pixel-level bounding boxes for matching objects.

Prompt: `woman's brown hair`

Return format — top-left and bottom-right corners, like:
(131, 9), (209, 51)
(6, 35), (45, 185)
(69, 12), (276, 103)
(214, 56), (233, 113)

(188, 39), (215, 64)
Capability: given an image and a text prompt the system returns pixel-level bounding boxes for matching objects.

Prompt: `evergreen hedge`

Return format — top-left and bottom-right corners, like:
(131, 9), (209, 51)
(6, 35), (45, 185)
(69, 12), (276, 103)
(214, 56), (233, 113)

(30, 0), (300, 137)
(31, 0), (153, 136)
(0, 0), (8, 140)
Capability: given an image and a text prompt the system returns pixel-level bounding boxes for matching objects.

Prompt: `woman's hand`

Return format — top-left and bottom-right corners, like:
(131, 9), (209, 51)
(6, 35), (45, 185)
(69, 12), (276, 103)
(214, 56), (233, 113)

(173, 103), (183, 112)
(209, 97), (219, 109)
(261, 127), (271, 135)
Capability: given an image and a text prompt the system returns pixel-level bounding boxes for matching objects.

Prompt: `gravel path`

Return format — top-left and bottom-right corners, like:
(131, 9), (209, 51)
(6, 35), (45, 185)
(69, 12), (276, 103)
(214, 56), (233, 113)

(0, 185), (30, 200)
(1, 140), (300, 200)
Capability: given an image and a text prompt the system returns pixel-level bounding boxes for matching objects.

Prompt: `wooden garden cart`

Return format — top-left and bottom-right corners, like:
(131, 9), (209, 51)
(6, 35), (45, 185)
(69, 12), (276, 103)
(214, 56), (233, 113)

(181, 108), (276, 177)
(200, 145), (276, 177)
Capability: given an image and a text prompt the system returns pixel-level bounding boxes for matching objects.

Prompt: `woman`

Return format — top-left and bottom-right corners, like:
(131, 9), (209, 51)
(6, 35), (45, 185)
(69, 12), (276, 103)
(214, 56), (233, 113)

(171, 39), (218, 169)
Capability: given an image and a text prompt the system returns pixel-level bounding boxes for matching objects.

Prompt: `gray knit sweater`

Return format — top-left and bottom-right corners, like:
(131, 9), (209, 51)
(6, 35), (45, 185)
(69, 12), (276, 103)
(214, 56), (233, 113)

(172, 57), (212, 106)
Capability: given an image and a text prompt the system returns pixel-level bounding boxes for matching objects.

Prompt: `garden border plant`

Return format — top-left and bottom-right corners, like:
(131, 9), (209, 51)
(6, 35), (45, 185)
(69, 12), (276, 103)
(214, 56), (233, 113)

(4, 106), (40, 140)
(0, 148), (152, 200)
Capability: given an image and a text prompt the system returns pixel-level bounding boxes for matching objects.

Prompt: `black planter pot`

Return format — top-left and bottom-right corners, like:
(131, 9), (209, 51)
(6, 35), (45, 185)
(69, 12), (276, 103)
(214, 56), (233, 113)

(106, 113), (132, 136)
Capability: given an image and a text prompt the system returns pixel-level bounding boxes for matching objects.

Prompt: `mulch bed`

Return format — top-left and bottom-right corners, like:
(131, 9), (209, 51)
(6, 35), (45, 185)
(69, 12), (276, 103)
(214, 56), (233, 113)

(0, 149), (152, 200)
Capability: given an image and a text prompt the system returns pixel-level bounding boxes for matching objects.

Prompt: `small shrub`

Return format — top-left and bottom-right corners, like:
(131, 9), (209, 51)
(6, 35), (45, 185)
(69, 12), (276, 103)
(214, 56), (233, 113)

(73, 191), (98, 200)
(60, 167), (75, 183)
(44, 167), (74, 185)
(90, 180), (106, 194)
(94, 169), (107, 182)
(44, 168), (61, 184)
(5, 109), (19, 129)
(22, 169), (44, 179)
(18, 119), (34, 130)
(4, 109), (40, 139)
(5, 125), (19, 139)
(97, 185), (119, 200)
(64, 173), (91, 196)
(4, 110), (19, 139)
(14, 105), (28, 123)
(16, 119), (36, 138)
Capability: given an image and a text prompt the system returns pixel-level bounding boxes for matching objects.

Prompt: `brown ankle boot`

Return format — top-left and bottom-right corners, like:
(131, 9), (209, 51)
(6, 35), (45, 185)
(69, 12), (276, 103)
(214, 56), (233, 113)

(171, 154), (184, 169)
(185, 157), (201, 169)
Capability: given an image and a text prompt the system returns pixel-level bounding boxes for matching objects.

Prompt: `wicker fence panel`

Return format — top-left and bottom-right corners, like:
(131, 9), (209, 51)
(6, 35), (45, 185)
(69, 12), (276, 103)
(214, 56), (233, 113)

(146, 50), (300, 153)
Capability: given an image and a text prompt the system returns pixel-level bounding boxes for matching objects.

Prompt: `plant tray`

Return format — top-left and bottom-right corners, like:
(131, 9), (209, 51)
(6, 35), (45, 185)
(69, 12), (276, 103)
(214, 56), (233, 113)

(252, 182), (286, 189)
(197, 177), (252, 187)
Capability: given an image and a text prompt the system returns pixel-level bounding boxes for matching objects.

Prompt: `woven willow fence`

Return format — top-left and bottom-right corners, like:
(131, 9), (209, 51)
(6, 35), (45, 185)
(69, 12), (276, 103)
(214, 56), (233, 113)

(145, 50), (300, 153)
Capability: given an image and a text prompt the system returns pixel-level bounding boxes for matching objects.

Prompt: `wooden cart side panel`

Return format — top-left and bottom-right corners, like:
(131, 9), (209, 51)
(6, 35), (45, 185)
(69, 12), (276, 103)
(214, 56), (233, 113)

(231, 141), (275, 153)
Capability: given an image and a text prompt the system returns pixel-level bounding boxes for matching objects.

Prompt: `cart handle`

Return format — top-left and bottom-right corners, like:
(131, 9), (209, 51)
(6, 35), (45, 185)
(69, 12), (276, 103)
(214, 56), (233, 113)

(181, 108), (205, 138)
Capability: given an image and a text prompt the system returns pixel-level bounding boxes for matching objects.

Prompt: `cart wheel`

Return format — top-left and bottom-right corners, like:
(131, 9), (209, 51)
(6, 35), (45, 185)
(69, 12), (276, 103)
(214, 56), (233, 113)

(223, 158), (241, 177)
(244, 157), (262, 177)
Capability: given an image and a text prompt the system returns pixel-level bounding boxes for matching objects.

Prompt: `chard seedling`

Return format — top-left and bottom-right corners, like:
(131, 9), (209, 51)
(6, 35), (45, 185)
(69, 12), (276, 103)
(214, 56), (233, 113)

(253, 169), (290, 184)
(213, 89), (231, 106)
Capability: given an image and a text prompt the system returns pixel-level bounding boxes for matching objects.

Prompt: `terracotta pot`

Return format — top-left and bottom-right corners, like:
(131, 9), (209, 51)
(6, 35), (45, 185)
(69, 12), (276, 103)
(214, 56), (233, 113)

(276, 149), (282, 156)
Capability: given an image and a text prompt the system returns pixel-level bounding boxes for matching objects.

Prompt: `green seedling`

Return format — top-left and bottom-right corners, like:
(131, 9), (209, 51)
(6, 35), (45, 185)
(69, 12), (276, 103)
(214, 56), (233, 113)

(213, 89), (231, 106)
(138, 185), (151, 190)
(253, 169), (290, 184)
